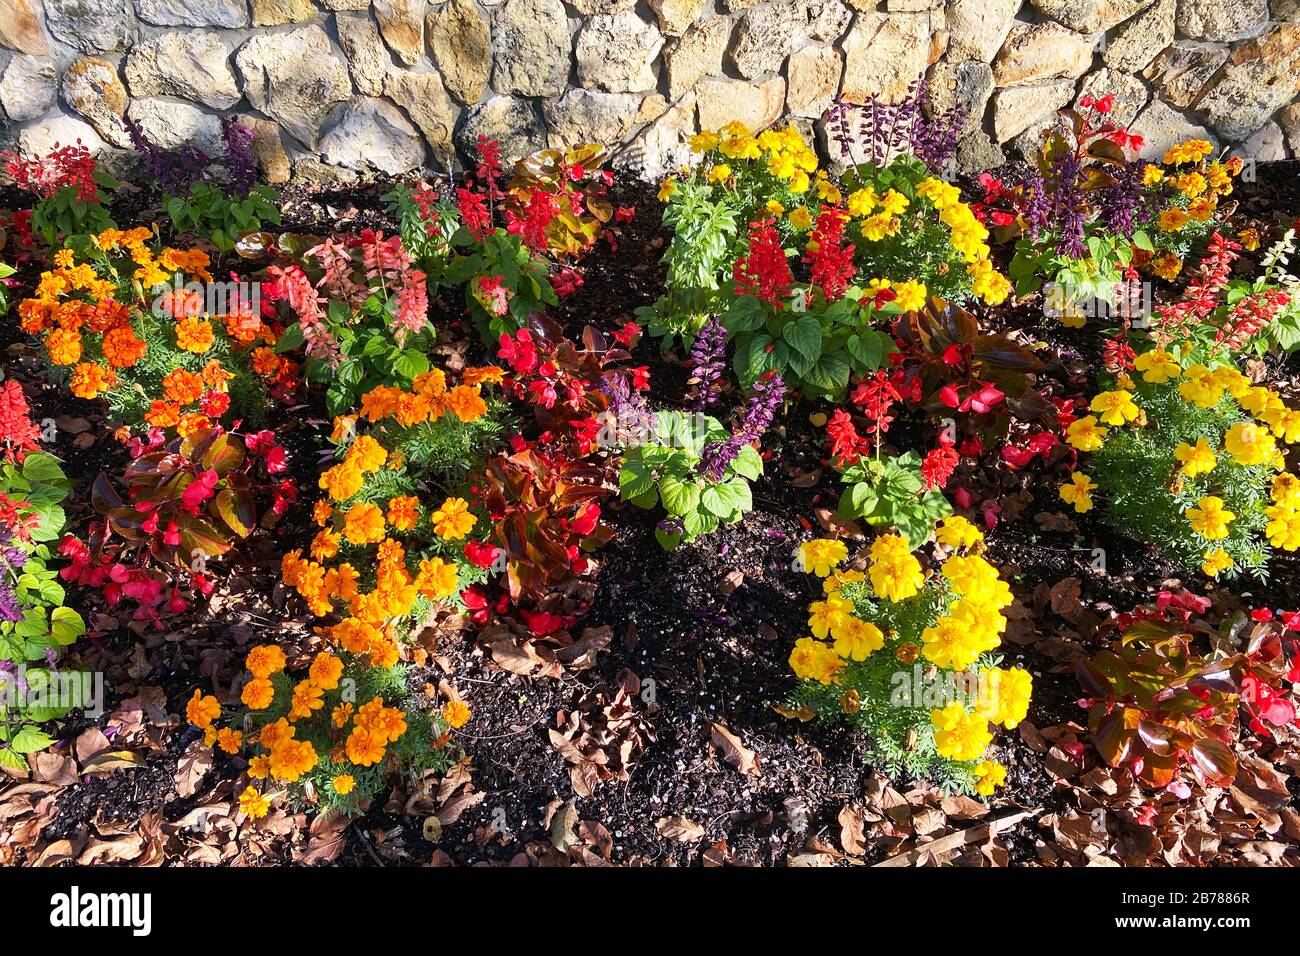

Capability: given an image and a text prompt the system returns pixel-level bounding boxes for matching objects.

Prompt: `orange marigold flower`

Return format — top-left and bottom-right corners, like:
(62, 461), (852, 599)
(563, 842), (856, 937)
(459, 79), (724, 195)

(144, 400), (181, 429)
(416, 557), (459, 600)
(332, 773), (355, 795)
(185, 689), (221, 729)
(259, 717), (295, 751)
(312, 500), (334, 526)
(442, 700), (471, 729)
(332, 702), (354, 729)
(431, 497), (476, 540)
(45, 328), (82, 366)
(346, 727), (387, 766)
(444, 384), (487, 423)
(386, 495), (420, 531)
(201, 360), (232, 389)
(251, 346), (282, 377)
(238, 786), (270, 818)
(345, 434), (387, 473)
(269, 738), (318, 782)
(309, 651), (343, 691)
(288, 679), (325, 720)
(162, 368), (205, 405)
(241, 677), (275, 710)
(69, 362), (117, 400)
(310, 528), (341, 561)
(246, 644), (287, 679)
(215, 727), (244, 754)
(175, 318), (215, 353)
(176, 412), (211, 438)
(461, 365), (505, 387)
(101, 325), (147, 368)
(343, 501), (385, 545)
(319, 461), (364, 501)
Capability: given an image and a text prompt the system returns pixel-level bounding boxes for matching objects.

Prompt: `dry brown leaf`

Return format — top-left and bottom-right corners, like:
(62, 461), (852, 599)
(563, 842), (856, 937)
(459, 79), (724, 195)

(710, 723), (761, 776)
(655, 815), (705, 843)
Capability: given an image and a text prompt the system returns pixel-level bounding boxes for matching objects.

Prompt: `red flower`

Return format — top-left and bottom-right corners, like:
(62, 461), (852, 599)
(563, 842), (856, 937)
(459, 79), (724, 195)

(456, 187), (492, 241)
(612, 321), (641, 348)
(0, 380), (42, 463)
(803, 205), (856, 303)
(464, 539), (500, 569)
(826, 410), (869, 466)
(733, 217), (793, 307)
(920, 440), (958, 490)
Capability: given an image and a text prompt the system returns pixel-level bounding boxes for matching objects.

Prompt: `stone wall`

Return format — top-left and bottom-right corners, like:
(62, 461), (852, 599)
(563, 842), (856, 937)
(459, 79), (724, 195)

(1, 0), (1298, 184)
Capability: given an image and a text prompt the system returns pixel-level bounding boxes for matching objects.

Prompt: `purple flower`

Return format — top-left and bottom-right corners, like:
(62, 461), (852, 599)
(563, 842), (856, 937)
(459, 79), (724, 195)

(831, 76), (966, 173)
(697, 373), (786, 483)
(687, 317), (728, 412)
(0, 582), (20, 623)
(125, 116), (210, 194)
(222, 117), (258, 195)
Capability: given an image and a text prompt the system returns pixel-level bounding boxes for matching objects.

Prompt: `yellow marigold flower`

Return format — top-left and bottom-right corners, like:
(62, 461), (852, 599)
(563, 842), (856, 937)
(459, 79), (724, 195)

(1150, 251), (1183, 280)
(823, 568), (865, 593)
(765, 199), (785, 216)
(1090, 390), (1140, 426)
(832, 616), (884, 661)
(1201, 548), (1233, 577)
(867, 533), (924, 602)
(808, 593), (853, 639)
(1162, 139), (1213, 165)
(688, 131), (719, 153)
(241, 677), (275, 711)
(1178, 366), (1226, 408)
(248, 755), (270, 779)
(442, 700), (472, 729)
(1142, 165), (1165, 185)
(1186, 495), (1234, 540)
(431, 496), (476, 540)
(332, 773), (355, 795)
(1223, 421), (1277, 466)
(788, 206), (814, 230)
(238, 786), (270, 819)
(1157, 208), (1189, 232)
(343, 501), (386, 545)
(1059, 472), (1095, 513)
(789, 637), (842, 685)
(1065, 415), (1107, 452)
(846, 186), (878, 217)
(1265, 504), (1300, 550)
(935, 515), (983, 549)
(930, 702), (992, 761)
(708, 163), (732, 183)
(978, 666), (1033, 729)
(246, 644), (287, 679)
(657, 178), (677, 202)
(1273, 473), (1300, 509)
(974, 760), (1007, 796)
(1174, 437), (1217, 478)
(1237, 227), (1261, 251)
(320, 461), (364, 501)
(892, 279), (927, 313)
(288, 679), (325, 720)
(799, 538), (848, 576)
(186, 689), (221, 729)
(1134, 349), (1180, 384)
(416, 557), (459, 600)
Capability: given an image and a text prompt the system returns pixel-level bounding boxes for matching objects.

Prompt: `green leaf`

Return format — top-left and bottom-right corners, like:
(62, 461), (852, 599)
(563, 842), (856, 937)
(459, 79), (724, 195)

(659, 475), (701, 517)
(49, 606), (84, 646)
(10, 725), (55, 754)
(730, 444), (763, 481)
(782, 314), (822, 362)
(619, 461), (655, 499)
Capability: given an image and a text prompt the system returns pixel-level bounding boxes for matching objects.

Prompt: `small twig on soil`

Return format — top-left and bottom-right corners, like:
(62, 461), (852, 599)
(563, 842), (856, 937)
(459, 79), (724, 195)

(872, 809), (1039, 867)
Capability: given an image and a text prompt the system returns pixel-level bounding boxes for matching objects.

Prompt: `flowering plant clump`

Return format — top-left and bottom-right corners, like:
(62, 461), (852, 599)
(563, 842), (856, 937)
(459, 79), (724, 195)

(187, 641), (466, 815)
(395, 138), (624, 341)
(784, 526), (1029, 796)
(1223, 229), (1300, 355)
(0, 391), (87, 767)
(620, 374), (781, 550)
(1, 142), (117, 246)
(979, 96), (1151, 314)
(1137, 140), (1242, 282)
(18, 228), (294, 428)
(270, 229), (433, 415)
(67, 424), (292, 624)
(287, 365), (505, 662)
(1076, 592), (1298, 790)
(1064, 351), (1299, 578)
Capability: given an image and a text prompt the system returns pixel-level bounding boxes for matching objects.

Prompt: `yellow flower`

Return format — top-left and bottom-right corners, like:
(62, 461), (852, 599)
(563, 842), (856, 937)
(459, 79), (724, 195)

(1065, 415), (1107, 452)
(708, 163), (732, 183)
(332, 773), (356, 795)
(1090, 390), (1140, 426)
(892, 280), (927, 313)
(978, 666), (1032, 729)
(846, 187), (878, 217)
(1185, 495), (1234, 540)
(799, 538), (848, 576)
(657, 178), (676, 202)
(238, 786), (270, 819)
(1157, 208), (1188, 232)
(935, 515), (983, 549)
(442, 700), (472, 729)
(973, 760), (1007, 796)
(832, 616), (884, 661)
(930, 702), (992, 761)
(788, 206), (814, 230)
(1201, 548), (1233, 577)
(1174, 437), (1217, 478)
(867, 534), (924, 602)
(1133, 349), (1180, 384)
(688, 131), (720, 153)
(342, 501), (386, 545)
(1059, 472), (1095, 513)
(431, 496), (476, 540)
(789, 637), (842, 685)
(1223, 421), (1277, 466)
(1162, 139), (1213, 165)
(808, 594), (853, 639)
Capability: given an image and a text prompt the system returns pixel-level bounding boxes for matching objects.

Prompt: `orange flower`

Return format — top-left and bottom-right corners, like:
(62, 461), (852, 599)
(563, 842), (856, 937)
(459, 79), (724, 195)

(345, 727), (387, 766)
(45, 328), (82, 365)
(312, 500), (333, 527)
(288, 679), (324, 720)
(144, 400), (181, 429)
(462, 365), (505, 387)
(319, 461), (364, 501)
(245, 644), (287, 679)
(343, 502), (385, 545)
(444, 385), (487, 423)
(308, 651), (343, 691)
(268, 738), (318, 782)
(251, 347), (282, 377)
(442, 700), (471, 729)
(176, 412), (211, 438)
(431, 497), (476, 540)
(201, 360), (232, 389)
(215, 727), (243, 754)
(345, 435), (387, 473)
(185, 689), (220, 729)
(101, 325), (147, 368)
(175, 318), (214, 353)
(162, 368), (205, 405)
(310, 528), (341, 561)
(386, 495), (420, 532)
(69, 362), (116, 400)
(241, 677), (275, 710)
